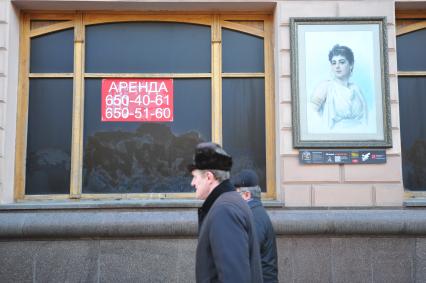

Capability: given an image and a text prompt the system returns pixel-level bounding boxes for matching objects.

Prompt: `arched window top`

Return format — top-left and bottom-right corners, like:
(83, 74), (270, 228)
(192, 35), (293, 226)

(30, 28), (74, 73)
(222, 27), (264, 73)
(397, 27), (426, 71)
(85, 22), (211, 73)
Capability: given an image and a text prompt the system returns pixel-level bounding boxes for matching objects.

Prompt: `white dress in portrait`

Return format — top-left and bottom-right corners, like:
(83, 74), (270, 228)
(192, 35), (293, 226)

(310, 80), (368, 133)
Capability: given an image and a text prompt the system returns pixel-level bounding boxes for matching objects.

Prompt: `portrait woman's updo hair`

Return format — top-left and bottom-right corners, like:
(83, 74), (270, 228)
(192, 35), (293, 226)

(328, 44), (354, 66)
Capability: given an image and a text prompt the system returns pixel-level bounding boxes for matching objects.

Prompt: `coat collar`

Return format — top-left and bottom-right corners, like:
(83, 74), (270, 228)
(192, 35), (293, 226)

(248, 198), (263, 209)
(198, 179), (235, 225)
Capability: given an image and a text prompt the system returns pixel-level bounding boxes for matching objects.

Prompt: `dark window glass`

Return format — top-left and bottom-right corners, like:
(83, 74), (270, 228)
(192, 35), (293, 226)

(85, 22), (211, 73)
(222, 78), (266, 191)
(30, 29), (74, 73)
(222, 28), (264, 73)
(83, 79), (211, 193)
(398, 77), (426, 190)
(26, 79), (73, 194)
(397, 29), (426, 71)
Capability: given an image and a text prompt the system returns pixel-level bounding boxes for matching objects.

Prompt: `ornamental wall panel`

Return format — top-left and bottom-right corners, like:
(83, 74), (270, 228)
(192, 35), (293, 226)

(391, 103), (400, 129)
(279, 1), (338, 24)
(280, 102), (292, 129)
(313, 184), (373, 206)
(279, 129), (297, 156)
(344, 156), (402, 182)
(282, 156), (340, 183)
(0, 50), (6, 75)
(0, 2), (7, 23)
(374, 184), (404, 206)
(280, 50), (291, 76)
(388, 129), (402, 155)
(390, 75), (399, 102)
(0, 78), (5, 102)
(337, 1), (395, 23)
(283, 185), (312, 207)
(279, 77), (291, 103)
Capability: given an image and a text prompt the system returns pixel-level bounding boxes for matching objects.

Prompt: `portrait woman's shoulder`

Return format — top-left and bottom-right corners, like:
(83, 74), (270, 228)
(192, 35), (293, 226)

(311, 80), (332, 106)
(348, 82), (363, 93)
(312, 80), (333, 96)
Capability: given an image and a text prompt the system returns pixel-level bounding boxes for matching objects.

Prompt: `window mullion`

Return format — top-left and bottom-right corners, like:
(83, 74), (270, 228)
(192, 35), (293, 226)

(263, 16), (276, 199)
(69, 13), (85, 199)
(14, 13), (31, 200)
(211, 15), (222, 145)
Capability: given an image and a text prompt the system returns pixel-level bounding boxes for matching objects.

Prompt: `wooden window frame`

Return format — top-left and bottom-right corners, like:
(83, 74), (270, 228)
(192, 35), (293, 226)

(396, 11), (426, 198)
(15, 11), (275, 201)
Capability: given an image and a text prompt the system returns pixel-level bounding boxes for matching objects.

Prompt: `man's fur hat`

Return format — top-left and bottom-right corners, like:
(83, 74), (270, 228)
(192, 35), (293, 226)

(187, 142), (232, 172)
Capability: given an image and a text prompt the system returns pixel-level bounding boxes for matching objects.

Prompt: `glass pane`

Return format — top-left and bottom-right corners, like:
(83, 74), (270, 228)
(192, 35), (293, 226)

(222, 28), (264, 73)
(85, 22), (211, 73)
(26, 79), (73, 194)
(397, 28), (426, 71)
(83, 79), (211, 193)
(222, 78), (266, 191)
(30, 28), (74, 73)
(398, 77), (426, 190)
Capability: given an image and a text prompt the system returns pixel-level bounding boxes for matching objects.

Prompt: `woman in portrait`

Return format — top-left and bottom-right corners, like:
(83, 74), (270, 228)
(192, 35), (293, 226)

(311, 44), (368, 131)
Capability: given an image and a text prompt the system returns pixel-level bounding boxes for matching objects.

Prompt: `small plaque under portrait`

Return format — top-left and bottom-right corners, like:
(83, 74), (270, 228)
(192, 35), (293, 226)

(299, 150), (386, 164)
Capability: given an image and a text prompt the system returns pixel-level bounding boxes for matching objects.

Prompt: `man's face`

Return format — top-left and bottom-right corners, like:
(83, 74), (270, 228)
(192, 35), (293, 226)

(191, 170), (212, 200)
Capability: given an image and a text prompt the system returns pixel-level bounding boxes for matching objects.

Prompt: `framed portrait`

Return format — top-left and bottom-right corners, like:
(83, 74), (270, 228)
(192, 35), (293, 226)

(290, 17), (392, 148)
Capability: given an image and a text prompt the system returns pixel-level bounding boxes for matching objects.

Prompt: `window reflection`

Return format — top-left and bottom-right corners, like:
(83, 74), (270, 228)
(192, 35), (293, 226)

(26, 79), (73, 194)
(222, 78), (266, 191)
(398, 77), (426, 190)
(83, 79), (211, 193)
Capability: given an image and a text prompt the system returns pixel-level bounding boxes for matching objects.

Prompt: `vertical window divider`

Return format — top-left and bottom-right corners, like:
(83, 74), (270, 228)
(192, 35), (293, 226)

(70, 12), (84, 198)
(263, 16), (276, 199)
(211, 14), (222, 145)
(14, 13), (31, 200)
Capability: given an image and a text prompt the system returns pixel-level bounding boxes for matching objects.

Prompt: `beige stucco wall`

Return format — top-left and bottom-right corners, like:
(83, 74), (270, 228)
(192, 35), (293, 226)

(277, 0), (404, 207)
(0, 0), (407, 205)
(0, 2), (5, 203)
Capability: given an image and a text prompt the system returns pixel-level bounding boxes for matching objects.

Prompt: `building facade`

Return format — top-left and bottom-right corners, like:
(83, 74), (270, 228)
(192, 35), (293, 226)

(0, 0), (425, 282)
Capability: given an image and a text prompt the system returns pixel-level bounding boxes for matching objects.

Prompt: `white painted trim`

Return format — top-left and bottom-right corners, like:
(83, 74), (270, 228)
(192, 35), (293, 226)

(2, 2), (20, 204)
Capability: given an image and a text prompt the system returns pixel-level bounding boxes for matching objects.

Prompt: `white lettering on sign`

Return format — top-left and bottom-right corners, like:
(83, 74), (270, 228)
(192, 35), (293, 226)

(101, 79), (174, 122)
(108, 81), (169, 94)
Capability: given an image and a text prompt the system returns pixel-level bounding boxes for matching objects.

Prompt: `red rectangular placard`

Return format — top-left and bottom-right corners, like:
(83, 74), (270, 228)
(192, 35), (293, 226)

(101, 79), (173, 122)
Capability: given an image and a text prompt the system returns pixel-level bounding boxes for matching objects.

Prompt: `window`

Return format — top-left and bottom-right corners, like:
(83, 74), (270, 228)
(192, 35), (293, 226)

(16, 13), (275, 200)
(396, 17), (426, 193)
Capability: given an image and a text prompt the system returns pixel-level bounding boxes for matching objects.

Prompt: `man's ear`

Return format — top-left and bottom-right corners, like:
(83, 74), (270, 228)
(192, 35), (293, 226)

(241, 191), (251, 200)
(205, 171), (215, 182)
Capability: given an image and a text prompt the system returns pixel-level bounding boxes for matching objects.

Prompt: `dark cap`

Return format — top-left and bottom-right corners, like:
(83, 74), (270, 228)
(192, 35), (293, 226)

(231, 169), (259, 187)
(187, 142), (232, 172)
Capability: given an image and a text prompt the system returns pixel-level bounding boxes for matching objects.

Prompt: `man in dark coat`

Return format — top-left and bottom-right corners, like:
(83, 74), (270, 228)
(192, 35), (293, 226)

(188, 142), (263, 283)
(232, 169), (279, 283)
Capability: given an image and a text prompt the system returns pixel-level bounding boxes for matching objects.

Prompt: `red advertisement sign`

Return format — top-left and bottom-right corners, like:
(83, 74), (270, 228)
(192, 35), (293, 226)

(101, 79), (173, 122)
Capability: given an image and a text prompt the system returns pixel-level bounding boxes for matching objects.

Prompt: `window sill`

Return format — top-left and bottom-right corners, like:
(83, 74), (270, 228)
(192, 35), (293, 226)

(404, 198), (426, 207)
(1, 199), (284, 211)
(1, 199), (203, 210)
